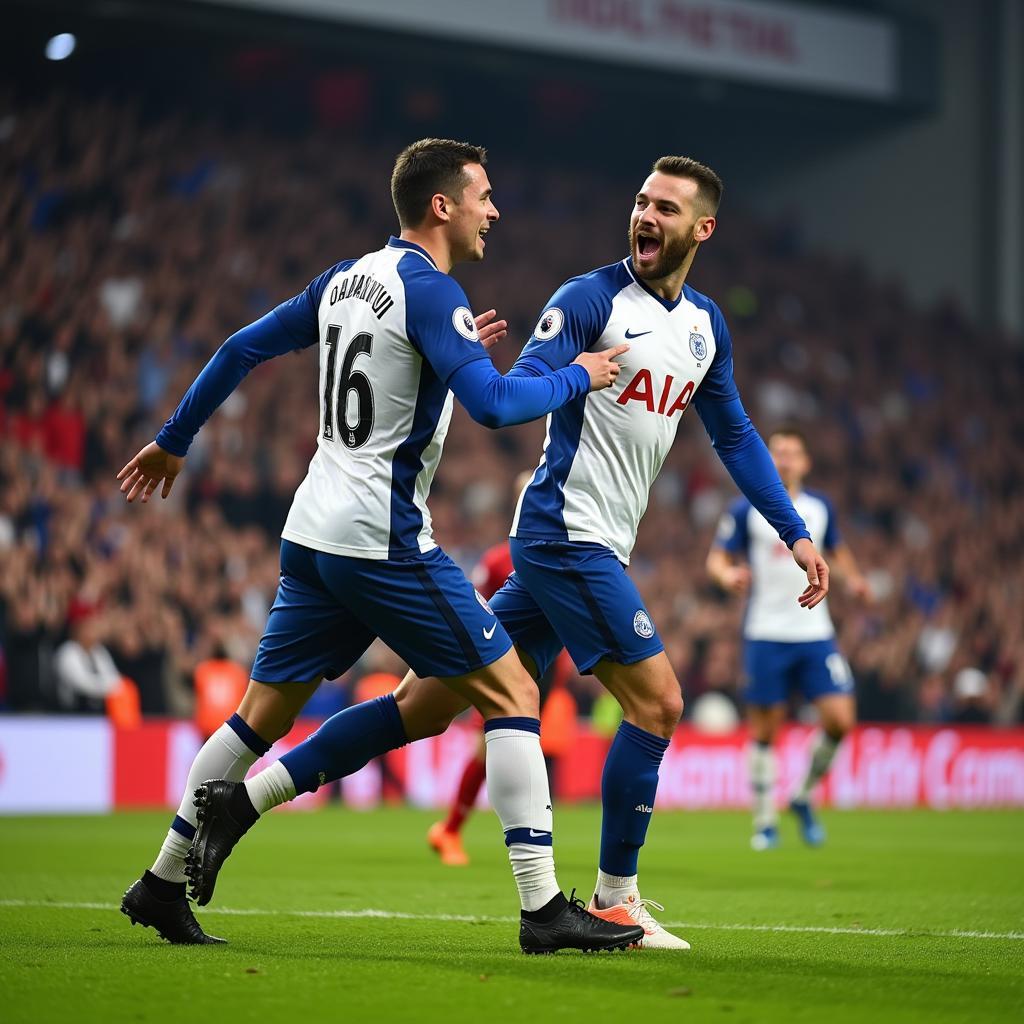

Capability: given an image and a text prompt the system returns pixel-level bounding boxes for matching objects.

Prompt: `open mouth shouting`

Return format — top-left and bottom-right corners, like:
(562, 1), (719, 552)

(634, 230), (661, 266)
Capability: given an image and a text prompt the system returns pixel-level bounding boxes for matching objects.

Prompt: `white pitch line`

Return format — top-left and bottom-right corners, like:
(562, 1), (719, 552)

(1, 899), (1022, 942)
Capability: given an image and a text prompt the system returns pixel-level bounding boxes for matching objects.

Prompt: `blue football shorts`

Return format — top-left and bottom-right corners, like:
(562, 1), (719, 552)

(250, 539), (513, 683)
(743, 638), (854, 706)
(489, 538), (665, 678)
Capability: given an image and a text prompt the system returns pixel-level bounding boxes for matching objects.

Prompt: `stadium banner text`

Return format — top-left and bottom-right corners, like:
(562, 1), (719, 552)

(197, 0), (899, 101)
(2, 720), (1023, 813)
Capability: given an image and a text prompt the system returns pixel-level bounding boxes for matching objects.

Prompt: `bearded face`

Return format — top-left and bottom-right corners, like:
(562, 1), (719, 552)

(628, 220), (698, 281)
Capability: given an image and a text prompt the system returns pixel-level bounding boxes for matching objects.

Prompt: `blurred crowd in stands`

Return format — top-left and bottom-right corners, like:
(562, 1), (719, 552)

(1, 89), (1022, 727)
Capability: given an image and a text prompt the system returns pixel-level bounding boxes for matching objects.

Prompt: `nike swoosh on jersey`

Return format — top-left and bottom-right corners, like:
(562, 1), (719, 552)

(482, 622), (497, 640)
(624, 329), (652, 339)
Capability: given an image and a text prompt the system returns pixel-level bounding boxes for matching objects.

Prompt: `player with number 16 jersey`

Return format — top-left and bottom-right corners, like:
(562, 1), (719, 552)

(116, 138), (640, 956)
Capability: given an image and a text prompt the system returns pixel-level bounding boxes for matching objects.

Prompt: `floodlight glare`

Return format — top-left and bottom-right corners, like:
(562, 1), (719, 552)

(45, 33), (77, 61)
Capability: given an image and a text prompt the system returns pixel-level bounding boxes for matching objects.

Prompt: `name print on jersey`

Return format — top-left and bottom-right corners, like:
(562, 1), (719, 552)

(329, 272), (395, 320)
(616, 370), (695, 417)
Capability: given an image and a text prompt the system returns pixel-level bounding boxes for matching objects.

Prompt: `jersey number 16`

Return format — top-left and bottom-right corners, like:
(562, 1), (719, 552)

(322, 324), (374, 449)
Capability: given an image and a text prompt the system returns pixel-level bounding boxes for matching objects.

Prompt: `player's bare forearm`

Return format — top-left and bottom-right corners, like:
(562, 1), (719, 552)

(706, 548), (751, 595)
(707, 548), (733, 587)
(831, 544), (872, 601)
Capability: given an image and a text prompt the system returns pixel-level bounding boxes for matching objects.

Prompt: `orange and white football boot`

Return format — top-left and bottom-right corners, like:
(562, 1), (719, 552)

(587, 893), (691, 950)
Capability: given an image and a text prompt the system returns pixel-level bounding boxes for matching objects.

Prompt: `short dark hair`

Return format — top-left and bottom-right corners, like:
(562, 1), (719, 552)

(652, 155), (723, 215)
(391, 138), (488, 228)
(768, 425), (809, 450)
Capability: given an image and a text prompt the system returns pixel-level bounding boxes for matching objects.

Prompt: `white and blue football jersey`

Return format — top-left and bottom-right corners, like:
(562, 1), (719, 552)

(158, 234), (590, 562)
(277, 237), (490, 559)
(510, 259), (738, 564)
(716, 490), (840, 642)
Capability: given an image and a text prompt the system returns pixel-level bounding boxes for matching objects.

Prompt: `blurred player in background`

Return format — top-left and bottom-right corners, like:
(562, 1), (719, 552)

(394, 156), (831, 950)
(427, 471), (576, 867)
(707, 427), (871, 850)
(117, 138), (641, 955)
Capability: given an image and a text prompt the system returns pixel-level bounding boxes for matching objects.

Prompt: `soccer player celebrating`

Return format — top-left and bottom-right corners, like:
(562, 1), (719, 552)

(117, 138), (641, 955)
(390, 156), (831, 950)
(707, 427), (870, 850)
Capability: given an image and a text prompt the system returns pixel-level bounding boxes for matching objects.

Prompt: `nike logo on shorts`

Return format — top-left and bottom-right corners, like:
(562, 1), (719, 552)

(483, 622), (497, 640)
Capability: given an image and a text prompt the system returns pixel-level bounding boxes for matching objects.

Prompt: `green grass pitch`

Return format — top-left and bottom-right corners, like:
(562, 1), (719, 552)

(1, 806), (1022, 1023)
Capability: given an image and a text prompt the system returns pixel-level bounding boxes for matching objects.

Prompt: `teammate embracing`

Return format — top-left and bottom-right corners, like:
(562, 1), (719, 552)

(117, 138), (640, 955)
(707, 427), (871, 850)
(394, 156), (831, 950)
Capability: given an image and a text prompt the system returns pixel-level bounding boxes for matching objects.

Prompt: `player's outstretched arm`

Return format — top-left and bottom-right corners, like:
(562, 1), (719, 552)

(154, 309), (312, 458)
(695, 394), (830, 606)
(694, 302), (828, 606)
(117, 306), (315, 505)
(696, 395), (809, 542)
(414, 272), (617, 428)
(448, 345), (628, 430)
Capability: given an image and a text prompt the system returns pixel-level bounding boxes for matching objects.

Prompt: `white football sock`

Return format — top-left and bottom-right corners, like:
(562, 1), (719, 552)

(149, 720), (266, 884)
(793, 732), (840, 803)
(484, 723), (560, 912)
(151, 834), (192, 886)
(594, 869), (639, 909)
(749, 741), (778, 831)
(244, 761), (297, 815)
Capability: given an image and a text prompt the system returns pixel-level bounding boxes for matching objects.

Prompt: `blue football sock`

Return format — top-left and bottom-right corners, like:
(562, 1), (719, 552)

(599, 720), (670, 876)
(280, 694), (408, 796)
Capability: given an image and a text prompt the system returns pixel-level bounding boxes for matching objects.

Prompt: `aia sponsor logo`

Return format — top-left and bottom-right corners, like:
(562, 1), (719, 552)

(616, 370), (694, 417)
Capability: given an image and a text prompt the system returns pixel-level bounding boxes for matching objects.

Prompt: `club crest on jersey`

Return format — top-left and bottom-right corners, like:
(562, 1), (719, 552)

(452, 307), (478, 341)
(475, 590), (493, 615)
(689, 332), (707, 360)
(534, 307), (564, 341)
(633, 609), (655, 638)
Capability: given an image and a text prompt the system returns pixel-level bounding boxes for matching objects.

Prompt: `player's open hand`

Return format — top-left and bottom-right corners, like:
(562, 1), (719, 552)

(791, 538), (829, 609)
(475, 309), (508, 350)
(117, 441), (184, 503)
(574, 344), (629, 392)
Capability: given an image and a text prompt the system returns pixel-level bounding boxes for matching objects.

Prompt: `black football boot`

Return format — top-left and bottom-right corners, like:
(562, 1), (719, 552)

(519, 890), (644, 954)
(121, 873), (226, 945)
(184, 780), (259, 906)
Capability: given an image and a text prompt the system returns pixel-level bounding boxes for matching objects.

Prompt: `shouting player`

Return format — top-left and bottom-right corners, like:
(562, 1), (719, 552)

(707, 427), (870, 850)
(387, 156), (831, 949)
(117, 138), (641, 955)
